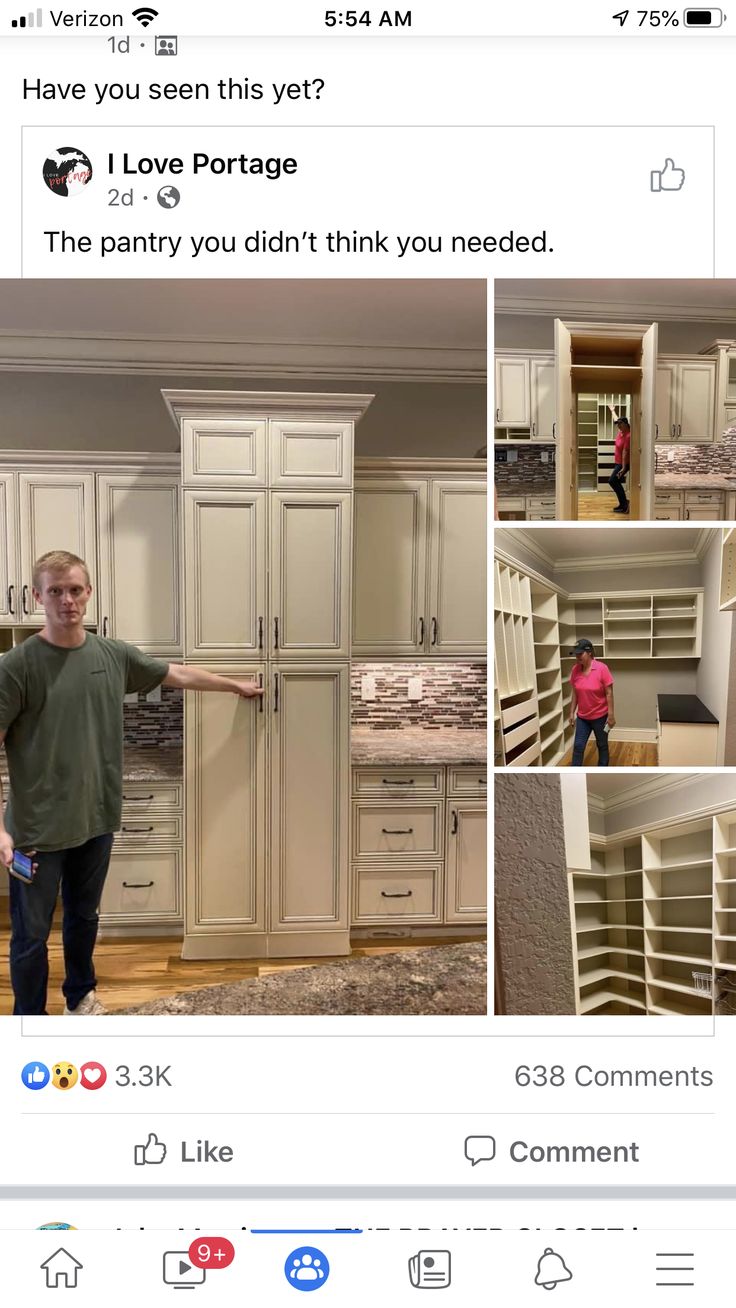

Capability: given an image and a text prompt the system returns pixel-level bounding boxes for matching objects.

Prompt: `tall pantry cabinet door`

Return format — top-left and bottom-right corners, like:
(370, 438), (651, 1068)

(494, 357), (530, 426)
(184, 490), (266, 659)
(352, 479), (429, 655)
(270, 492), (352, 658)
(554, 319), (575, 521)
(636, 320), (658, 521)
(183, 666), (266, 952)
(655, 361), (677, 441)
(269, 664), (350, 953)
(445, 803), (487, 923)
(0, 474), (17, 625)
(530, 358), (556, 440)
(428, 481), (486, 655)
(97, 475), (181, 654)
(18, 473), (97, 623)
(678, 361), (716, 442)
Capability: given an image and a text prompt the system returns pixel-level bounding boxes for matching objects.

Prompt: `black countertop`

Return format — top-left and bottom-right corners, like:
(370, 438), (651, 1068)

(657, 694), (719, 725)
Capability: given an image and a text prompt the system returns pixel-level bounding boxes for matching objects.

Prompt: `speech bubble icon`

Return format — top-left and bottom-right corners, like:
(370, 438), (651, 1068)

(464, 1135), (496, 1166)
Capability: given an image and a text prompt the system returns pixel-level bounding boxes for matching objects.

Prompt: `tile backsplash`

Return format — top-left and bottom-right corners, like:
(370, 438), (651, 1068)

(494, 445), (556, 488)
(352, 662), (486, 729)
(124, 686), (183, 748)
(655, 429), (736, 474)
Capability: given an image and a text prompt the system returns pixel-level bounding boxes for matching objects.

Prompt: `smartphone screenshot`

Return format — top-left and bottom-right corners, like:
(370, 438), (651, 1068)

(0, 1), (734, 1301)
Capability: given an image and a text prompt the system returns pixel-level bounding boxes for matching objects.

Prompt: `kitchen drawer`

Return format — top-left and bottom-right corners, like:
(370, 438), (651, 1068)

(526, 496), (556, 510)
(684, 490), (725, 506)
(121, 783), (183, 815)
(527, 512), (555, 520)
(448, 766), (488, 797)
(654, 509), (682, 521)
(497, 497), (525, 512)
(352, 767), (444, 798)
(352, 864), (442, 923)
(101, 848), (181, 920)
(116, 816), (182, 845)
(653, 492), (683, 506)
(353, 801), (443, 860)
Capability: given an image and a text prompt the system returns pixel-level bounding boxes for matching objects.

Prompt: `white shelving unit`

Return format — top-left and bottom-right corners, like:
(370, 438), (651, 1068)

(531, 578), (566, 767)
(567, 813), (736, 1016)
(494, 560), (541, 767)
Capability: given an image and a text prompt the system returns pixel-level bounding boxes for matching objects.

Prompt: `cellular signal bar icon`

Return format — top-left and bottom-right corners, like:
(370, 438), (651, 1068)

(11, 7), (43, 25)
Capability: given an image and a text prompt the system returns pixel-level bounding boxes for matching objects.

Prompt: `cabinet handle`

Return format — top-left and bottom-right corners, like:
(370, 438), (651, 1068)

(451, 809), (459, 834)
(685, 509), (690, 520)
(381, 890), (413, 899)
(258, 671), (264, 713)
(274, 671), (279, 712)
(382, 778), (415, 785)
(552, 422), (556, 441)
(381, 827), (414, 835)
(274, 616), (279, 650)
(121, 826), (155, 833)
(122, 880), (155, 889)
(123, 794), (154, 802)
(431, 617), (438, 646)
(655, 423), (659, 437)
(102, 616), (109, 637)
(418, 616), (425, 646)
(532, 422), (536, 437)
(671, 424), (676, 437)
(678, 424), (682, 437)
(21, 584), (29, 615)
(258, 616), (263, 650)
(478, 777), (487, 786)
(496, 408), (500, 422)
(6, 585), (13, 616)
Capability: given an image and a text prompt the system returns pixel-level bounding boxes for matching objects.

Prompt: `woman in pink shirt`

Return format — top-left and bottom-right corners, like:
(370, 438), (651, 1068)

(569, 639), (616, 766)
(608, 414), (631, 515)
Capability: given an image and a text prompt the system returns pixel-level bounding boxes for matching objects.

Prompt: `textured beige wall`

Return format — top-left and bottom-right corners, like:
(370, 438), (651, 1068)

(494, 774), (575, 1016)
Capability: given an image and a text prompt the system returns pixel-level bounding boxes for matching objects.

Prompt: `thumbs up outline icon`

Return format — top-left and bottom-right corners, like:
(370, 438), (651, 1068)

(134, 1133), (167, 1165)
(651, 159), (686, 191)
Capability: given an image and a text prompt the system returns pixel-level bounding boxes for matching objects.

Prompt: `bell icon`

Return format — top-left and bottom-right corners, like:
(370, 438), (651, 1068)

(534, 1247), (573, 1290)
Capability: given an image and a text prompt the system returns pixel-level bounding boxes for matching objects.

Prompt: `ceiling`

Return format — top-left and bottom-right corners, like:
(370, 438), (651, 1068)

(587, 775), (691, 801)
(495, 279), (736, 322)
(501, 526), (709, 563)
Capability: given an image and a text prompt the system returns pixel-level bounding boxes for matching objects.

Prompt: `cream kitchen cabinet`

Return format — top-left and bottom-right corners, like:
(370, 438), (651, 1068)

(0, 470), (91, 629)
(445, 801), (487, 923)
(352, 463), (486, 658)
(269, 491), (352, 658)
(183, 489), (266, 660)
(530, 358), (556, 440)
(100, 780), (184, 933)
(182, 665), (267, 956)
(181, 417), (267, 487)
(656, 357), (716, 443)
(269, 663), (350, 954)
(270, 420), (352, 487)
(352, 478), (429, 656)
(495, 355), (530, 426)
(97, 474), (182, 655)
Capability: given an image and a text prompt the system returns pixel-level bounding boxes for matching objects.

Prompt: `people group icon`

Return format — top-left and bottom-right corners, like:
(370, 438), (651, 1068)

(284, 1246), (330, 1291)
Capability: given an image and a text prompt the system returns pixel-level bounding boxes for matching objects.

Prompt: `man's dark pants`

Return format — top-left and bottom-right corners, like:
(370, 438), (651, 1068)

(572, 715), (610, 767)
(9, 833), (114, 1015)
(608, 462), (629, 509)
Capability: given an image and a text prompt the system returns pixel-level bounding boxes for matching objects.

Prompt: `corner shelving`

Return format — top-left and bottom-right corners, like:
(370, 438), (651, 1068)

(530, 578), (565, 767)
(495, 560), (540, 767)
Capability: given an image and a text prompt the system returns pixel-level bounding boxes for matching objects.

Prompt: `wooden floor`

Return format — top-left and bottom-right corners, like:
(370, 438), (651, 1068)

(0, 900), (475, 1014)
(577, 490), (636, 521)
(558, 739), (658, 767)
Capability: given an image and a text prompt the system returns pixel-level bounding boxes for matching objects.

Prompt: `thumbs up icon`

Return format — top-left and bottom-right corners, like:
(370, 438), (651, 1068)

(651, 159), (685, 191)
(134, 1133), (167, 1165)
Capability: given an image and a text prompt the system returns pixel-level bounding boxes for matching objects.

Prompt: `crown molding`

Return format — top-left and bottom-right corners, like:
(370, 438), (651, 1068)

(495, 527), (555, 570)
(592, 774), (694, 816)
(0, 330), (486, 383)
(162, 389), (375, 428)
(556, 551), (702, 573)
(591, 775), (736, 840)
(494, 294), (736, 325)
(356, 457), (486, 474)
(0, 448), (179, 469)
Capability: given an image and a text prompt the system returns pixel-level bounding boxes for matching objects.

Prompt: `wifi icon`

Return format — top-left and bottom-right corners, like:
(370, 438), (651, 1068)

(132, 6), (158, 25)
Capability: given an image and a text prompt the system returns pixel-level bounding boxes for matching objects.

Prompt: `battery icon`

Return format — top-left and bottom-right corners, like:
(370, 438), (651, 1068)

(683, 8), (724, 23)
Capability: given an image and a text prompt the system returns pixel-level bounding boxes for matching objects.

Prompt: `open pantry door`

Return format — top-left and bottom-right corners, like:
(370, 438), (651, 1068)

(554, 319), (575, 520)
(637, 321), (658, 521)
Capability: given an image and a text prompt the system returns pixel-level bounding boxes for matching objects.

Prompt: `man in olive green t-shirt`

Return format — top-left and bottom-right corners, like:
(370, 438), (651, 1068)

(1, 550), (263, 1017)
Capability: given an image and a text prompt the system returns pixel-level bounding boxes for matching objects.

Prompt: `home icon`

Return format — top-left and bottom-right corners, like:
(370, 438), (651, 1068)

(40, 1247), (83, 1288)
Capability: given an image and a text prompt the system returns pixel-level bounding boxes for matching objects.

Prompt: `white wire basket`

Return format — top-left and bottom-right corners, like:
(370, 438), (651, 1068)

(692, 971), (713, 995)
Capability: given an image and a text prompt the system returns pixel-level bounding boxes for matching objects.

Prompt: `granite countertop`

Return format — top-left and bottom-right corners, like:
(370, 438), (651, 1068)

(122, 747), (183, 782)
(655, 474), (736, 492)
(497, 482), (556, 498)
(351, 727), (487, 765)
(657, 694), (719, 725)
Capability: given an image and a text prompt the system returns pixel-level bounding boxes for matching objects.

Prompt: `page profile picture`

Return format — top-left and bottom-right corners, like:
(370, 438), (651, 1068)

(42, 147), (93, 197)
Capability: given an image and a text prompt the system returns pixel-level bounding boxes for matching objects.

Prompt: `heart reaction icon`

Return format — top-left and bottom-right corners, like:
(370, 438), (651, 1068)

(79, 1061), (107, 1091)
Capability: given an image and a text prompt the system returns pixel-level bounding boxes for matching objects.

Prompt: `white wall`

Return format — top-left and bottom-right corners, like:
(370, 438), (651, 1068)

(603, 774), (736, 837)
(495, 314), (736, 354)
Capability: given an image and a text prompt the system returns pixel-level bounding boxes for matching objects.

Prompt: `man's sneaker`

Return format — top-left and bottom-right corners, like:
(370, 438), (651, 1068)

(613, 504), (630, 514)
(63, 991), (107, 1016)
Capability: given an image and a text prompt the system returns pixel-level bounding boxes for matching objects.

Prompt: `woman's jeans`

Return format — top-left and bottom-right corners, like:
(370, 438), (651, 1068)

(572, 715), (609, 767)
(608, 463), (629, 508)
(9, 832), (114, 1015)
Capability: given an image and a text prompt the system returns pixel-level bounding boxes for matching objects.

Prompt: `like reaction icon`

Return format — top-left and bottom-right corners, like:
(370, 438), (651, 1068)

(650, 158), (685, 191)
(21, 1062), (50, 1090)
(134, 1133), (167, 1165)
(80, 1061), (107, 1090)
